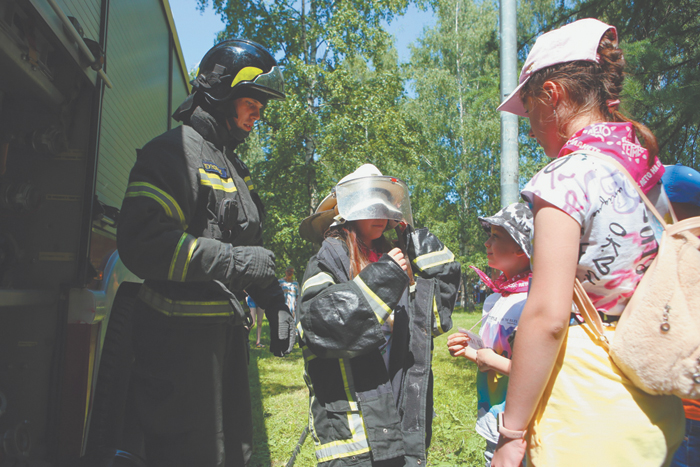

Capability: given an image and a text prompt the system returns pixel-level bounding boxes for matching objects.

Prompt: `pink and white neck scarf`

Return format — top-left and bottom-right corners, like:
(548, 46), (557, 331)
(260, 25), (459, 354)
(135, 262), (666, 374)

(558, 122), (665, 193)
(470, 266), (531, 297)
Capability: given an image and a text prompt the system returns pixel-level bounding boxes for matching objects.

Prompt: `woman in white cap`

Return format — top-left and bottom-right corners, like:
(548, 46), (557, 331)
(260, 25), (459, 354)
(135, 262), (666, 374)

(297, 164), (461, 466)
(492, 18), (683, 467)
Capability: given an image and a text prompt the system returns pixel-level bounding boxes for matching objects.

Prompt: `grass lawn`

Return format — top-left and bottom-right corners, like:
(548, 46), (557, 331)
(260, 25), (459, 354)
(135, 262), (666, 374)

(247, 307), (485, 467)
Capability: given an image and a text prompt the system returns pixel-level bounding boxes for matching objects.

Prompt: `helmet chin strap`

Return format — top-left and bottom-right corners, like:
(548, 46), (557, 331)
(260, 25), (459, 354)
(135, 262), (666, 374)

(207, 89), (271, 146)
(205, 97), (249, 145)
(225, 114), (250, 144)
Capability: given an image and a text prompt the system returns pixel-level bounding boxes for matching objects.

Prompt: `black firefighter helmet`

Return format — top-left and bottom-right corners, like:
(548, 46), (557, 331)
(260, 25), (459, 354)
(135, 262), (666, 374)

(173, 39), (285, 123)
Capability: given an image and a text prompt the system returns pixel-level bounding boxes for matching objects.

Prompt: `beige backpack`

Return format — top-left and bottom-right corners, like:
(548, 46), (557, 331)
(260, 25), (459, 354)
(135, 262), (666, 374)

(572, 152), (700, 399)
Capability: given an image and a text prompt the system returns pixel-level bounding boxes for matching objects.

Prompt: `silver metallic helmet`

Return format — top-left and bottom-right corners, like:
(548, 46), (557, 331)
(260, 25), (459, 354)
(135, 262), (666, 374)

(299, 164), (413, 244)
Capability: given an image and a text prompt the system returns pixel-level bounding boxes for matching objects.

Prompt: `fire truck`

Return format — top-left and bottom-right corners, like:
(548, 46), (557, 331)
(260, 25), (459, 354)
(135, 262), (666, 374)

(0, 0), (190, 464)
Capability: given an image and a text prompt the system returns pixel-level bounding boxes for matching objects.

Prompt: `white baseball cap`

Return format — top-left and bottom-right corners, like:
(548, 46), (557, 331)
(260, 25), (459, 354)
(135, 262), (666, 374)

(497, 18), (616, 117)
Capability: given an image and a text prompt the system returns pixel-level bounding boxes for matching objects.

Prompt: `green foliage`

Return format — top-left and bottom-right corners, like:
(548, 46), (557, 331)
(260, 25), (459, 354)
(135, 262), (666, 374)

(534, 0), (700, 169)
(198, 0), (420, 279)
(405, 0), (550, 284)
(195, 0), (559, 285)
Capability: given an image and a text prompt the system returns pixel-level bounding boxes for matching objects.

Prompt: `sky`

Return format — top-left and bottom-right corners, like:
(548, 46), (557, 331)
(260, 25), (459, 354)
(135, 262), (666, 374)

(168, 0), (436, 73)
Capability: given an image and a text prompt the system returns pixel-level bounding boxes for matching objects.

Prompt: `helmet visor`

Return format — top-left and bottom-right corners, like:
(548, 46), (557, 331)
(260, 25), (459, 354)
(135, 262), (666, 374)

(336, 176), (413, 226)
(250, 65), (285, 99)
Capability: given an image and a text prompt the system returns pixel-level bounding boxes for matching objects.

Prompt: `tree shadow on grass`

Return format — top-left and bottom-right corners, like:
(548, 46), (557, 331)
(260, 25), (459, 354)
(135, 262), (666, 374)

(247, 342), (272, 467)
(247, 319), (308, 466)
(250, 343), (306, 396)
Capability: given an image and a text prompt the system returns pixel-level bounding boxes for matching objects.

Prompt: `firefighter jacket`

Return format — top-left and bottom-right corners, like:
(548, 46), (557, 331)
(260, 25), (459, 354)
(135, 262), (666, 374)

(117, 106), (285, 321)
(298, 229), (460, 466)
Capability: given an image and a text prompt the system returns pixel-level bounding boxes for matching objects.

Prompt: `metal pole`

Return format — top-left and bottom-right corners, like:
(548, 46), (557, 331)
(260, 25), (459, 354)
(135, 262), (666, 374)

(499, 0), (519, 207)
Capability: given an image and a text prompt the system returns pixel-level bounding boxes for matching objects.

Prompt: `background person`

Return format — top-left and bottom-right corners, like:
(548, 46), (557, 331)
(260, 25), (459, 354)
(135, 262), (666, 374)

(663, 164), (700, 467)
(279, 266), (300, 319)
(448, 203), (533, 467)
(493, 18), (683, 467)
(247, 294), (265, 348)
(297, 164), (460, 466)
(117, 39), (294, 467)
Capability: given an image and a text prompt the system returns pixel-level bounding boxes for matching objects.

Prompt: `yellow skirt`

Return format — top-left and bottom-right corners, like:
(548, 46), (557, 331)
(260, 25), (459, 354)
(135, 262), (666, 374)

(527, 324), (684, 467)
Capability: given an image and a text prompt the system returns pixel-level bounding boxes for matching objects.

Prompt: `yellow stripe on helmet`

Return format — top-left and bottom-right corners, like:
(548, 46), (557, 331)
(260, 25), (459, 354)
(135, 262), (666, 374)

(231, 66), (263, 87)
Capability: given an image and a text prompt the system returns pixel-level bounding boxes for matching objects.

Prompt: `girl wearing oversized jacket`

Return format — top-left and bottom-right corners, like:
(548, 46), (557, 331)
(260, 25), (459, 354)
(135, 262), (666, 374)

(297, 164), (461, 466)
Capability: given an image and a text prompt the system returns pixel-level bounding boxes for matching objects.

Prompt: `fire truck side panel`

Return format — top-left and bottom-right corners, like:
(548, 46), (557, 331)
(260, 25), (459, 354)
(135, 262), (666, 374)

(96, 0), (175, 211)
(0, 0), (190, 464)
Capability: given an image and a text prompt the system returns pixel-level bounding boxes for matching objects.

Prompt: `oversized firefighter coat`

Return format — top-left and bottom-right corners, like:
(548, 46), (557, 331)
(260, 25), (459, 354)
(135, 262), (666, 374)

(117, 106), (286, 320)
(298, 229), (460, 466)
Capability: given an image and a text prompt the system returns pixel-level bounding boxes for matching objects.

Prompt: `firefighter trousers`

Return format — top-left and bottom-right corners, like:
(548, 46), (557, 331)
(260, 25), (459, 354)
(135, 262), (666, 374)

(131, 299), (253, 467)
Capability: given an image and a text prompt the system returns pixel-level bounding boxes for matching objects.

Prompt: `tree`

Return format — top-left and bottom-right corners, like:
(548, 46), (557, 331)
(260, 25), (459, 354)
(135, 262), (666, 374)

(539, 0), (700, 169)
(199, 0), (416, 277)
(405, 0), (553, 293)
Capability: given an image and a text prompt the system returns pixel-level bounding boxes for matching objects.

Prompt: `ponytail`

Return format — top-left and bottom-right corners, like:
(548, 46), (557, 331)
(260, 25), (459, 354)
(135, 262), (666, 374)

(597, 31), (658, 164)
(521, 29), (658, 166)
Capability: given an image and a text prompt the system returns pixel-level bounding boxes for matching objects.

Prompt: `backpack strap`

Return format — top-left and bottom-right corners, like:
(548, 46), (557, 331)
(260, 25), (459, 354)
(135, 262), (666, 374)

(667, 216), (700, 237)
(570, 150), (668, 228)
(568, 151), (668, 348)
(573, 278), (610, 350)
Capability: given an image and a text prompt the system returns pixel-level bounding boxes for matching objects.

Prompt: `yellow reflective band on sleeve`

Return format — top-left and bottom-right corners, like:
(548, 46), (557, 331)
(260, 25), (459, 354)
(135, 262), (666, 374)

(352, 275), (392, 325)
(125, 182), (186, 227)
(432, 295), (444, 336)
(244, 176), (255, 191)
(231, 66), (263, 87)
(138, 286), (234, 317)
(198, 168), (237, 192)
(412, 246), (455, 271)
(296, 321), (305, 340)
(314, 415), (369, 463)
(301, 345), (317, 363)
(338, 359), (358, 411)
(168, 233), (197, 282)
(302, 272), (335, 295)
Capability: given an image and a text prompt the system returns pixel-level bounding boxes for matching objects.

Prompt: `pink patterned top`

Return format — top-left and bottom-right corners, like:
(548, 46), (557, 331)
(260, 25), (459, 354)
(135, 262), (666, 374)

(521, 123), (665, 316)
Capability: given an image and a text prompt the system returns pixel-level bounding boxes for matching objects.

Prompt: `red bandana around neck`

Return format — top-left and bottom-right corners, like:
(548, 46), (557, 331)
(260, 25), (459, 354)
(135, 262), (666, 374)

(558, 122), (665, 193)
(470, 266), (531, 297)
(359, 243), (381, 263)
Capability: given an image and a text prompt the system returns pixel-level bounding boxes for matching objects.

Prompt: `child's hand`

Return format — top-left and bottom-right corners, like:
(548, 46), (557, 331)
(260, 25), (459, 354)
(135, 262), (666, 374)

(475, 348), (512, 375)
(387, 247), (408, 271)
(447, 333), (477, 361)
(476, 348), (497, 372)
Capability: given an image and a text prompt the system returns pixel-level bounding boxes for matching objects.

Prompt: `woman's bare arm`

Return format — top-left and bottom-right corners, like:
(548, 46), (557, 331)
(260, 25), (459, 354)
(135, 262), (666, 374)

(492, 199), (580, 466)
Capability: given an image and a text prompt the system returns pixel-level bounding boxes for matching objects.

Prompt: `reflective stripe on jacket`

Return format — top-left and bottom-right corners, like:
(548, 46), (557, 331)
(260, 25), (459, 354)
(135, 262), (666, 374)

(117, 106), (276, 319)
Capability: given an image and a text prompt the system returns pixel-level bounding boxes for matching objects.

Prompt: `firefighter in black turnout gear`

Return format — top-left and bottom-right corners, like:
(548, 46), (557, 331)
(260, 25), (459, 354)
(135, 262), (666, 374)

(297, 165), (461, 466)
(117, 39), (294, 467)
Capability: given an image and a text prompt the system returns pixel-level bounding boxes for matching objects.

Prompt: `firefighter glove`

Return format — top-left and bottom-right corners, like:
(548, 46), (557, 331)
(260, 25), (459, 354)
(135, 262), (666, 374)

(230, 246), (277, 290)
(265, 306), (295, 357)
